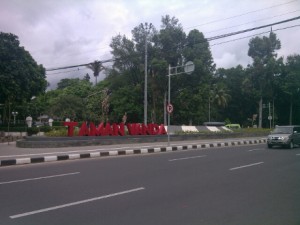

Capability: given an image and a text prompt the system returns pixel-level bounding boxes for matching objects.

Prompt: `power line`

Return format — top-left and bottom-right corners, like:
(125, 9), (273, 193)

(211, 24), (300, 46)
(185, 0), (298, 30)
(43, 1), (299, 67)
(45, 16), (300, 73)
(205, 9), (300, 34)
(206, 16), (300, 41)
(46, 58), (115, 72)
(46, 68), (83, 75)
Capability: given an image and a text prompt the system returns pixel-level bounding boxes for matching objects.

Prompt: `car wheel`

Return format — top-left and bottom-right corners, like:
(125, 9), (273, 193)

(288, 141), (294, 149)
(267, 144), (272, 149)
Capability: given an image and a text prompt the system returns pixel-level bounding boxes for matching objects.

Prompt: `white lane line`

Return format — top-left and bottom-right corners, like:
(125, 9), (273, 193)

(248, 148), (263, 152)
(229, 162), (264, 171)
(10, 187), (145, 219)
(0, 172), (80, 185)
(296, 154), (300, 156)
(169, 155), (207, 162)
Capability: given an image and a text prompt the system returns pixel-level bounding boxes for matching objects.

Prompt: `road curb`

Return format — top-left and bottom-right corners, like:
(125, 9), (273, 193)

(0, 138), (267, 167)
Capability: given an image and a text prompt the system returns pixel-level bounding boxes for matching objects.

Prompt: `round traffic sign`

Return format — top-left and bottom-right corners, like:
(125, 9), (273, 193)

(167, 103), (174, 114)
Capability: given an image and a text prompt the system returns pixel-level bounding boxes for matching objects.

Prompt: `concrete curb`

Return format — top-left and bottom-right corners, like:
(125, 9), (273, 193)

(0, 138), (267, 167)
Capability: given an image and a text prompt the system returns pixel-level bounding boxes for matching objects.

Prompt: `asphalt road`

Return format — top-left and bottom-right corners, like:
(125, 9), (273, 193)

(0, 144), (299, 225)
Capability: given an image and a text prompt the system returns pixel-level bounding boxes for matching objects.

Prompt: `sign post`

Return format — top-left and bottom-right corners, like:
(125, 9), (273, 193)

(167, 61), (194, 146)
(167, 103), (173, 114)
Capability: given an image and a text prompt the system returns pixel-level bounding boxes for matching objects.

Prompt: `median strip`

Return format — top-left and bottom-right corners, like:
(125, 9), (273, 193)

(0, 138), (267, 167)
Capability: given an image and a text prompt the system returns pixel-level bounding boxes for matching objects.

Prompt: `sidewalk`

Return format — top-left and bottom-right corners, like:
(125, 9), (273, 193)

(0, 137), (267, 167)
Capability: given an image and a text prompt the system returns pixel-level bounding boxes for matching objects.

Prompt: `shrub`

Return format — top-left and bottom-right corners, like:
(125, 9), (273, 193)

(39, 126), (52, 132)
(27, 127), (39, 136)
(45, 127), (80, 137)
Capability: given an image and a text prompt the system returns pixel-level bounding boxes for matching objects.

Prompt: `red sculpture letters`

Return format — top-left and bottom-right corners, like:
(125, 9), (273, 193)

(63, 121), (167, 137)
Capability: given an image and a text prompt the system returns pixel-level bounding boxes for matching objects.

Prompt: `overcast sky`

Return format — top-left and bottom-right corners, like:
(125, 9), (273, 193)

(1, 0), (300, 89)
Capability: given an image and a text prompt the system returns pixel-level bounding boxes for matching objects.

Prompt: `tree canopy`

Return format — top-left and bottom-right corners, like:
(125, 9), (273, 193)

(0, 32), (47, 122)
(2, 16), (299, 128)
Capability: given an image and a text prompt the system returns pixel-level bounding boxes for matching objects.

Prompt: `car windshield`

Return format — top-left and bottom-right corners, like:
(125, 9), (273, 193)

(272, 127), (293, 134)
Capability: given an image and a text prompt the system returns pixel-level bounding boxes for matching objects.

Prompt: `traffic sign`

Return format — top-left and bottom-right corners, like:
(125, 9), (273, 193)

(167, 103), (174, 114)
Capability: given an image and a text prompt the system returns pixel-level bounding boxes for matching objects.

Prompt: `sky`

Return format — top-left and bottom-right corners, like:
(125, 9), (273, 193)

(1, 0), (300, 89)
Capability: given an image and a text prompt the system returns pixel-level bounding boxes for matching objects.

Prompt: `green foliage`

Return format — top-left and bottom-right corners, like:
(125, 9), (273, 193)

(45, 127), (79, 137)
(44, 127), (68, 137)
(3, 18), (299, 129)
(0, 125), (27, 132)
(47, 94), (85, 121)
(0, 32), (47, 123)
(27, 127), (39, 136)
(110, 85), (143, 123)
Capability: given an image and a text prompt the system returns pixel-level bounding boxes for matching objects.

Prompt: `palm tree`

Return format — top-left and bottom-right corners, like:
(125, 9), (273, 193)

(209, 84), (231, 121)
(212, 84), (231, 108)
(86, 60), (104, 85)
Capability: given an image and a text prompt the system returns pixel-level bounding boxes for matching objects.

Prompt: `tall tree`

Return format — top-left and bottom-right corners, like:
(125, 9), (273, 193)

(216, 66), (255, 126)
(110, 34), (142, 85)
(279, 54), (300, 125)
(247, 32), (281, 128)
(86, 60), (104, 85)
(151, 15), (187, 124)
(0, 32), (47, 123)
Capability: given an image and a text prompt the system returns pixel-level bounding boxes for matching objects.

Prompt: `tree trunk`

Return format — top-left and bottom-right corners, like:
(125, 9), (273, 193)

(258, 97), (263, 128)
(289, 95), (293, 125)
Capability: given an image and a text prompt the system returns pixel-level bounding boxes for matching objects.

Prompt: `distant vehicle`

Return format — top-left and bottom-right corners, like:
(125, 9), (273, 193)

(267, 125), (300, 149)
(225, 124), (241, 129)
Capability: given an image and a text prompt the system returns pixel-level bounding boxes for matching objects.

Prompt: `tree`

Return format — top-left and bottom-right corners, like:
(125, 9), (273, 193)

(47, 94), (85, 121)
(0, 32), (47, 123)
(216, 66), (255, 126)
(279, 54), (300, 125)
(57, 78), (81, 90)
(83, 73), (91, 81)
(86, 60), (104, 85)
(208, 83), (231, 122)
(211, 84), (230, 108)
(247, 32), (281, 128)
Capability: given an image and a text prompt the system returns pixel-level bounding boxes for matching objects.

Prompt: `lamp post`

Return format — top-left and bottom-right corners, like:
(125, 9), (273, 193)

(167, 61), (195, 146)
(144, 23), (152, 125)
(12, 111), (18, 125)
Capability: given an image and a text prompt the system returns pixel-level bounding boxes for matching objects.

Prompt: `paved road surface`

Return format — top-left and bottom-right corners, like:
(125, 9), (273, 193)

(0, 143), (299, 225)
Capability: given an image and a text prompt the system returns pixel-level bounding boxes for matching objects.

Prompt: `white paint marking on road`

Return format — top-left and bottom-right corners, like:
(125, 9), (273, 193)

(296, 154), (300, 156)
(248, 148), (263, 152)
(10, 187), (145, 219)
(169, 155), (207, 162)
(229, 162), (264, 171)
(0, 172), (80, 185)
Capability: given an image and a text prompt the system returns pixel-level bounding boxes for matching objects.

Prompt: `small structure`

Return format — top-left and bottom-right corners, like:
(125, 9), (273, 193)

(26, 116), (33, 128)
(48, 118), (54, 127)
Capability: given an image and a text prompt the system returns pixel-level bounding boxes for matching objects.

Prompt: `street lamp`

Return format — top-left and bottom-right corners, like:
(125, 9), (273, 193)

(144, 23), (152, 125)
(167, 61), (195, 146)
(12, 111), (18, 125)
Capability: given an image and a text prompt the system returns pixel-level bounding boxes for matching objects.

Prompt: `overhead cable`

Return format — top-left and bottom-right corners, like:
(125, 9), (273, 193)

(46, 16), (300, 73)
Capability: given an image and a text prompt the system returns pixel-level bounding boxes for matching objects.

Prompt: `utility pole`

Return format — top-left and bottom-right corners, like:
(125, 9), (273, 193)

(144, 23), (152, 125)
